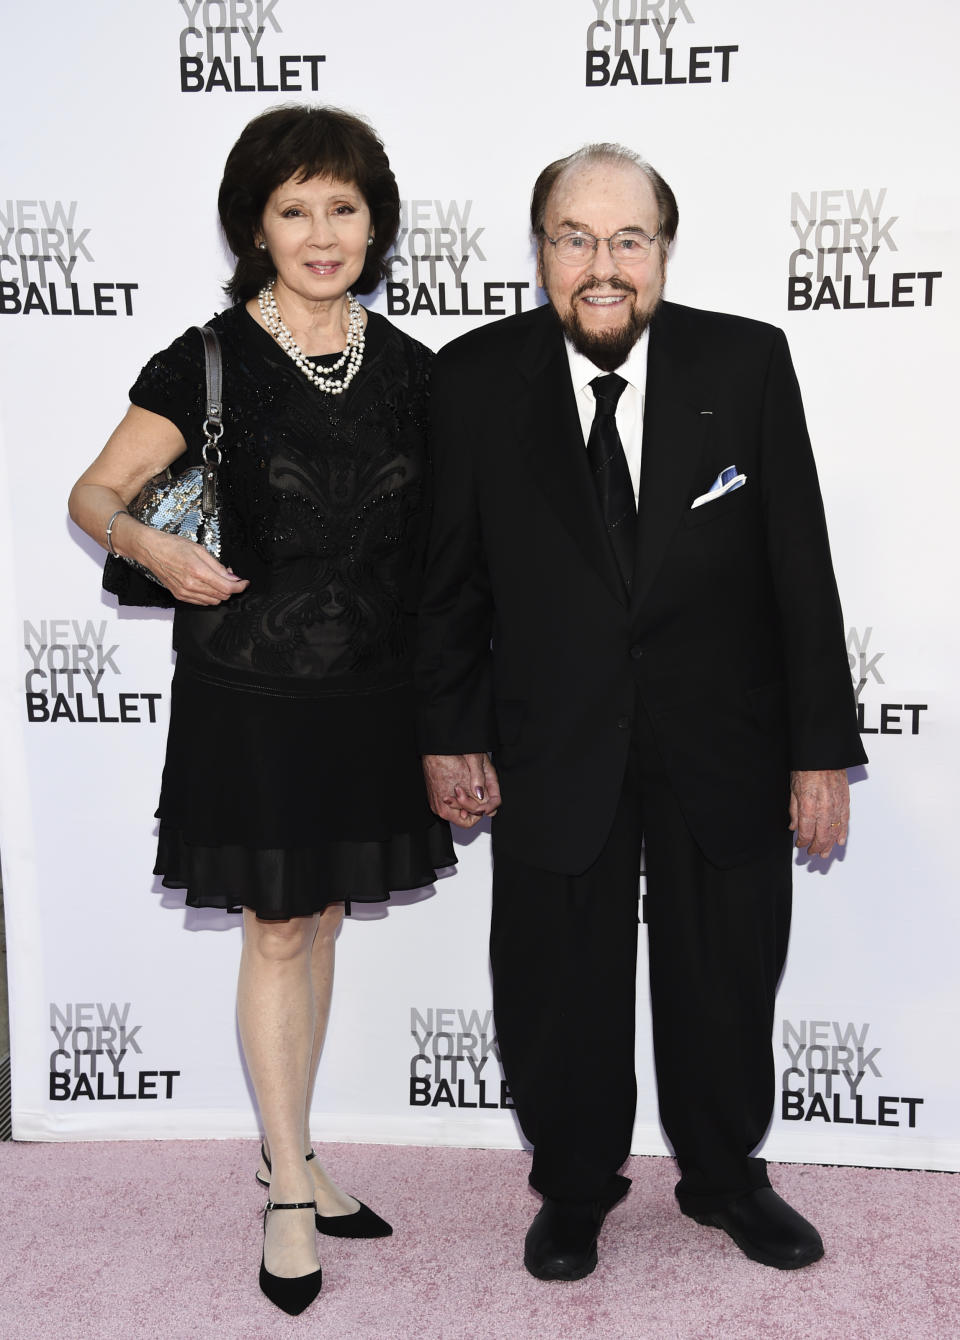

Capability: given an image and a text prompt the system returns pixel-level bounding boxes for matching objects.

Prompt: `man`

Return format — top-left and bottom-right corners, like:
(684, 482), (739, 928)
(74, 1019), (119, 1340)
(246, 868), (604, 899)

(417, 144), (865, 1280)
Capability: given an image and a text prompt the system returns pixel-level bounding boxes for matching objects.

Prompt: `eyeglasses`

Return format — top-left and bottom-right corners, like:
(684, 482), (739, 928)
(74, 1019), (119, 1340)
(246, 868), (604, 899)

(541, 227), (662, 266)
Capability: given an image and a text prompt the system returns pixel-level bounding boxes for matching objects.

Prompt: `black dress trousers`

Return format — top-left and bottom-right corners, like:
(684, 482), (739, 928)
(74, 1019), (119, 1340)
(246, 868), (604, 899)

(489, 689), (793, 1207)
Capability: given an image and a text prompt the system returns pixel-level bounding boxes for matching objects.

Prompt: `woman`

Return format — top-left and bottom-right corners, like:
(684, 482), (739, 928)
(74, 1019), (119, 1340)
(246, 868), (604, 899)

(68, 105), (455, 1316)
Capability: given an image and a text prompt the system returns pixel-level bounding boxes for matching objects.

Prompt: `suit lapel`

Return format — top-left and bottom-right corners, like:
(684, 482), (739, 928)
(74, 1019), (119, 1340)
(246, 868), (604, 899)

(632, 303), (715, 609)
(517, 308), (627, 605)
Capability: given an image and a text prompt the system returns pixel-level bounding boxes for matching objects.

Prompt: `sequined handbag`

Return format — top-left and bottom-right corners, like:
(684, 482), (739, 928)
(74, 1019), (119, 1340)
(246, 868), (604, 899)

(120, 324), (225, 587)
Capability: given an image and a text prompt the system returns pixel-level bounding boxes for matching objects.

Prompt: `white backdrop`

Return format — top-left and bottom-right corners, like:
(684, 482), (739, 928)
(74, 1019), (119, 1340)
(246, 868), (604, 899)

(1, 0), (958, 1171)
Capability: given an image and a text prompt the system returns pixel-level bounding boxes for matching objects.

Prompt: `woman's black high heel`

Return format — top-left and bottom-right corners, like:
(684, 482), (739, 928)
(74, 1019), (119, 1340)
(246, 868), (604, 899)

(259, 1200), (323, 1316)
(256, 1143), (393, 1238)
(315, 1200), (393, 1239)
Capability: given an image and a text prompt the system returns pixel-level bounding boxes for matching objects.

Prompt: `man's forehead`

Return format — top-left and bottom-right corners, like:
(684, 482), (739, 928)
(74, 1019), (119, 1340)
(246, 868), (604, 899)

(546, 159), (657, 225)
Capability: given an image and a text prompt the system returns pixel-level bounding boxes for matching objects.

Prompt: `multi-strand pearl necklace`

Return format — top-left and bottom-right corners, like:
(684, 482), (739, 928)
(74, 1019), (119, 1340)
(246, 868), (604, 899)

(257, 281), (365, 395)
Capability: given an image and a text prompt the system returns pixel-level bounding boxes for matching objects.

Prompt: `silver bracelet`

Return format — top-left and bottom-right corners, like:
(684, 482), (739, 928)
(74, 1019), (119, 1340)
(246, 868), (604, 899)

(106, 508), (127, 557)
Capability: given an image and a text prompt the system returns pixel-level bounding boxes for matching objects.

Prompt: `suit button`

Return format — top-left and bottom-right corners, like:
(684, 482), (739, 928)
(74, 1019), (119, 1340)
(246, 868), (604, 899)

(616, 716), (630, 730)
(630, 645), (643, 660)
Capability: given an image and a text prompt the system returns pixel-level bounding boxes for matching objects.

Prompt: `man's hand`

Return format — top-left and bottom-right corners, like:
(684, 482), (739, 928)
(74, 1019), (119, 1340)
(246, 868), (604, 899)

(789, 768), (850, 857)
(422, 753), (501, 829)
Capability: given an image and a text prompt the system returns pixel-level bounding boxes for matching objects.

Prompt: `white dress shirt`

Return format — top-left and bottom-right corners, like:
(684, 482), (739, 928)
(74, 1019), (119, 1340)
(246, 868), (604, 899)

(565, 329), (649, 501)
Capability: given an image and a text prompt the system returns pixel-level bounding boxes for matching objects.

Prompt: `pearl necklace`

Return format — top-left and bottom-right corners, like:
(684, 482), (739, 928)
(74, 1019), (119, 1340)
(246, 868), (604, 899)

(257, 282), (365, 395)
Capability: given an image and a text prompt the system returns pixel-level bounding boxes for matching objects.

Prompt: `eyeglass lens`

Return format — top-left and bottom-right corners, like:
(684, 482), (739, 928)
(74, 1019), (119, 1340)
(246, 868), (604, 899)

(554, 231), (656, 264)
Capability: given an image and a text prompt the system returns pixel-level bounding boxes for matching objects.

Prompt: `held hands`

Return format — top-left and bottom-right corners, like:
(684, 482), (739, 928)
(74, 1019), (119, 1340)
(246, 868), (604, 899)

(126, 519), (249, 605)
(422, 753), (501, 829)
(789, 768), (850, 857)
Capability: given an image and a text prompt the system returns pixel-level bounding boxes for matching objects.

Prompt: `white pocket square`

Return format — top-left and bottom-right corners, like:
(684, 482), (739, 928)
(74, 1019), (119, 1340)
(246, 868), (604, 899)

(690, 465), (747, 509)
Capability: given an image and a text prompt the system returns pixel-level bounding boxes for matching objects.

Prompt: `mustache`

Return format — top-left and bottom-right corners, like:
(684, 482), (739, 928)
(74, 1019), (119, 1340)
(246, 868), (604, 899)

(573, 276), (637, 299)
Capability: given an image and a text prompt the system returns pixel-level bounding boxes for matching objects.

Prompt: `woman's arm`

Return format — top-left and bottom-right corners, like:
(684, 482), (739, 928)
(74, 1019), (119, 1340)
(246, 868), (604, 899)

(68, 405), (248, 605)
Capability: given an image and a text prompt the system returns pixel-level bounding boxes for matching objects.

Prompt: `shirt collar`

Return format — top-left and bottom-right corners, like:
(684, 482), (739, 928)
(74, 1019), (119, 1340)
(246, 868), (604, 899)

(564, 326), (650, 397)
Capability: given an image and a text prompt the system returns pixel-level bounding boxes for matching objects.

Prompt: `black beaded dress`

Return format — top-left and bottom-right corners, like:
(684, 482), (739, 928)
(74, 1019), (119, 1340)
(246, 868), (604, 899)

(117, 304), (455, 917)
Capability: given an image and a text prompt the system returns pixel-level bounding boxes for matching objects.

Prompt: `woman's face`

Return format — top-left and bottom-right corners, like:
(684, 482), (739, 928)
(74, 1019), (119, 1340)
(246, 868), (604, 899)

(258, 173), (372, 308)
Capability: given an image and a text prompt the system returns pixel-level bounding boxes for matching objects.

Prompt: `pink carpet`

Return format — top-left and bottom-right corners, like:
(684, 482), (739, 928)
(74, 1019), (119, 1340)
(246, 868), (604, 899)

(0, 1142), (956, 1339)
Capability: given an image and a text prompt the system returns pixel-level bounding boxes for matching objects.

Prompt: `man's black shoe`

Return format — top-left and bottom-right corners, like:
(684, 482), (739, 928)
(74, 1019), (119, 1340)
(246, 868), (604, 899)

(523, 1175), (630, 1281)
(681, 1186), (824, 1270)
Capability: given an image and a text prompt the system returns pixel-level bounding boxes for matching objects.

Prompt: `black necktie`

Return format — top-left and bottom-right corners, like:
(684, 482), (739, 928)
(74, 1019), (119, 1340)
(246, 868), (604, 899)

(587, 373), (636, 589)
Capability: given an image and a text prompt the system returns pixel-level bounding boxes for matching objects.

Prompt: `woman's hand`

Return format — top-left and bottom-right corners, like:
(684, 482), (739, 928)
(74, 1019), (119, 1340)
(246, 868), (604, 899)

(123, 520), (249, 605)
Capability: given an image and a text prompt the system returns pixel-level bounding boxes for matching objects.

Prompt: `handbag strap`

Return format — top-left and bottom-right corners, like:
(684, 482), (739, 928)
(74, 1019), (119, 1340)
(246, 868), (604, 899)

(195, 324), (224, 517)
(196, 324), (223, 435)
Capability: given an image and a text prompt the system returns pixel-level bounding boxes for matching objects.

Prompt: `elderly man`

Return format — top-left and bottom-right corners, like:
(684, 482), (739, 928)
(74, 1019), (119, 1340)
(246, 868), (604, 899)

(417, 144), (865, 1280)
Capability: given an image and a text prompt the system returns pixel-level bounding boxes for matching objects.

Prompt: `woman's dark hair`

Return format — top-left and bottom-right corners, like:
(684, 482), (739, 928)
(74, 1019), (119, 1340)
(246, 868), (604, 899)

(218, 105), (400, 301)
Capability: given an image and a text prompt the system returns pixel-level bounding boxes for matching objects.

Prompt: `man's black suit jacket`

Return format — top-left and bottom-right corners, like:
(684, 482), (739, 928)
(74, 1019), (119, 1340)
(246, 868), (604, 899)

(417, 300), (867, 875)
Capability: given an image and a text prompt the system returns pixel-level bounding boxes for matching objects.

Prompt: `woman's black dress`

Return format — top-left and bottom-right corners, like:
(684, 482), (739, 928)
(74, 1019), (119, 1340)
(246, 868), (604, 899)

(123, 304), (455, 917)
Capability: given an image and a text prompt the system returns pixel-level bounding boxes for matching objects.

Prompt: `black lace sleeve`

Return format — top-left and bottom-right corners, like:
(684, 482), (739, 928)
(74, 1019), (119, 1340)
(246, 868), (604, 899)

(128, 325), (209, 455)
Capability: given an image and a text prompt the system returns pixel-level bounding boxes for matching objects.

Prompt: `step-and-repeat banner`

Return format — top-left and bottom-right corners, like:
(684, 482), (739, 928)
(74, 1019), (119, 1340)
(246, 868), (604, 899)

(1, 2), (957, 1170)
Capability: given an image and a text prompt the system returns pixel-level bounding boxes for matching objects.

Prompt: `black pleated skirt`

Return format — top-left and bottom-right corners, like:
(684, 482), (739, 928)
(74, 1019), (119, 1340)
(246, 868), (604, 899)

(154, 663), (456, 917)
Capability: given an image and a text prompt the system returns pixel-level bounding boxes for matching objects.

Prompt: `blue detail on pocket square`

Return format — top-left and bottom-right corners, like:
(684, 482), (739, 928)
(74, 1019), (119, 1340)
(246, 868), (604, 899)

(690, 465), (747, 509)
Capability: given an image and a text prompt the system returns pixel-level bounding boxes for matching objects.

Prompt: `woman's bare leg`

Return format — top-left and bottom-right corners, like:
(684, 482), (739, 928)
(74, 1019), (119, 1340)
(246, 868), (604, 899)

(304, 904), (360, 1215)
(258, 903), (360, 1215)
(238, 909), (320, 1278)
